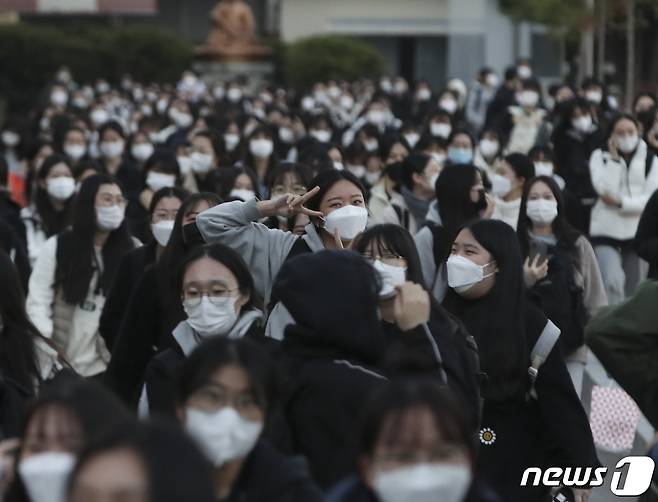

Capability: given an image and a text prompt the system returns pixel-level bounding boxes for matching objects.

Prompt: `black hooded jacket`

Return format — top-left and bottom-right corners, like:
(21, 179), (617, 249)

(272, 251), (388, 489)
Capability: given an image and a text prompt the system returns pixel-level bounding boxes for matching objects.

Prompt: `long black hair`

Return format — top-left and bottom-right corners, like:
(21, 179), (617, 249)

(175, 243), (256, 312)
(305, 168), (366, 214)
(442, 219), (527, 402)
(435, 164), (483, 261)
(517, 175), (581, 259)
(155, 192), (222, 302)
(0, 250), (40, 393)
(68, 420), (216, 502)
(34, 154), (74, 237)
(55, 175), (134, 305)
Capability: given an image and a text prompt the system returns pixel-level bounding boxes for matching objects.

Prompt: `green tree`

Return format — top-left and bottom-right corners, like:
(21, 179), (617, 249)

(284, 35), (384, 88)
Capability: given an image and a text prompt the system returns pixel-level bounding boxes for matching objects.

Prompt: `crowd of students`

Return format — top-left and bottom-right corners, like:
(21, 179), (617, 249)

(1, 60), (657, 502)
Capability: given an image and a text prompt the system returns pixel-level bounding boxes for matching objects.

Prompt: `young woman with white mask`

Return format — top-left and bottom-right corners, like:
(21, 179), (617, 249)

(490, 153), (534, 230)
(121, 151), (183, 242)
(20, 155), (75, 265)
(105, 192), (221, 406)
(141, 243), (263, 417)
(3, 375), (128, 502)
(517, 176), (607, 396)
(552, 98), (604, 234)
(186, 130), (220, 193)
(26, 176), (135, 377)
(59, 127), (88, 164)
(245, 126), (277, 187)
(354, 224), (481, 432)
(173, 337), (323, 501)
(326, 380), (495, 502)
(589, 114), (658, 305)
(473, 129), (502, 179)
(442, 219), (598, 502)
(504, 78), (549, 155)
(99, 187), (187, 351)
(196, 169), (368, 340)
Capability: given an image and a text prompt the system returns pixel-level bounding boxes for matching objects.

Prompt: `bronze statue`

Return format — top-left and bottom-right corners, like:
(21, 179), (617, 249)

(195, 0), (271, 60)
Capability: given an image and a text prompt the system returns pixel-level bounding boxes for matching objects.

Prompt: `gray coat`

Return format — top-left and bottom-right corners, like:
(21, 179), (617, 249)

(196, 198), (326, 340)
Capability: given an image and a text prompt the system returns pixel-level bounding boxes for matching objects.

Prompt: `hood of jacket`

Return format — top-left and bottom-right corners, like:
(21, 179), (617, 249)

(272, 250), (385, 364)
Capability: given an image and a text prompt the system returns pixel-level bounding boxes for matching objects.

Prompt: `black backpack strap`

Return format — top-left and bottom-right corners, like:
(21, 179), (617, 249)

(645, 149), (655, 178)
(266, 237), (312, 313)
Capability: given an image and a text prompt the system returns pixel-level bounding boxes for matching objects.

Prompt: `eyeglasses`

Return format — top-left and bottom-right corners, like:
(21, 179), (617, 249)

(363, 253), (406, 267)
(182, 288), (239, 307)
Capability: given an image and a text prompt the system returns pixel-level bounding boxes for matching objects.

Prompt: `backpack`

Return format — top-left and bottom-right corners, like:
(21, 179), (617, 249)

(527, 244), (587, 356)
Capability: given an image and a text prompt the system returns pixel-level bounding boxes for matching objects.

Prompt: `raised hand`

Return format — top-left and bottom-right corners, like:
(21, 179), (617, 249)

(257, 186), (324, 219)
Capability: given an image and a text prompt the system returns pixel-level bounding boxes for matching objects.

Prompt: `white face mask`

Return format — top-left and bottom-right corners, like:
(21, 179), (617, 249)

(90, 109), (109, 126)
(572, 115), (593, 133)
(403, 133), (420, 148)
(177, 156), (192, 177)
(533, 161), (554, 177)
(190, 152), (214, 174)
(340, 96), (354, 109)
(99, 140), (125, 159)
(517, 90), (539, 108)
(310, 129), (332, 143)
(430, 122), (451, 139)
(50, 90), (68, 107)
(224, 133), (241, 152)
(46, 177), (76, 201)
(527, 199), (558, 225)
(19, 452), (76, 502)
(324, 204), (368, 241)
(485, 73), (499, 87)
(183, 296), (239, 336)
(364, 170), (380, 186)
(367, 109), (386, 126)
(491, 174), (512, 198)
(427, 173), (439, 191)
(447, 254), (495, 294)
(146, 171), (176, 192)
(347, 164), (366, 178)
(431, 152), (447, 165)
(478, 139), (499, 157)
(617, 134), (639, 154)
(2, 131), (20, 147)
(131, 143), (154, 161)
(96, 204), (125, 231)
(171, 111), (193, 129)
(151, 219), (175, 247)
(279, 127), (294, 143)
(374, 463), (472, 502)
(416, 88), (432, 101)
(64, 143), (86, 161)
(373, 259), (406, 299)
(185, 407), (262, 467)
(364, 139), (379, 152)
(249, 138), (274, 159)
(439, 98), (458, 114)
(585, 90), (603, 104)
(517, 65), (533, 79)
(227, 88), (243, 102)
(301, 96), (315, 110)
(230, 188), (256, 201)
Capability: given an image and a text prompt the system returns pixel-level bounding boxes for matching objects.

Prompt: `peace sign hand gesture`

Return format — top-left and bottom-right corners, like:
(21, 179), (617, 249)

(257, 186), (324, 219)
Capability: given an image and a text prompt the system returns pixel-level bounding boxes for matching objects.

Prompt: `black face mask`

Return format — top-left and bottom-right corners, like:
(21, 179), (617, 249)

(636, 110), (654, 129)
(182, 222), (205, 246)
(474, 189), (487, 213)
